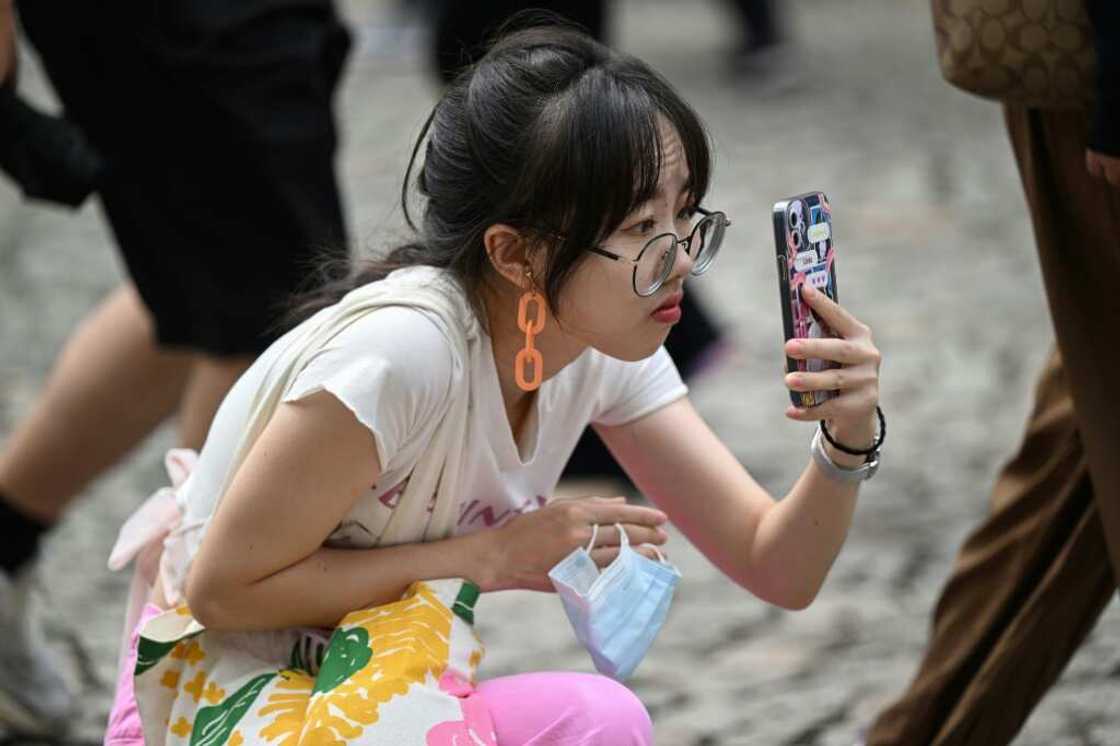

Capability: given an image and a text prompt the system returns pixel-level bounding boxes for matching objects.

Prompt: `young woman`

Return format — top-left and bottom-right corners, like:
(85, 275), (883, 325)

(105, 21), (882, 746)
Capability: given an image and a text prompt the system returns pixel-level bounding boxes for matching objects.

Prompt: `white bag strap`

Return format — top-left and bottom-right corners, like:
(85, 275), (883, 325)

(216, 267), (478, 545)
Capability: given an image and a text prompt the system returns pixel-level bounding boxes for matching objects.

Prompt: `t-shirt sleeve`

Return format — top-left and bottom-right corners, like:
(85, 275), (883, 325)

(591, 346), (689, 427)
(281, 306), (455, 472)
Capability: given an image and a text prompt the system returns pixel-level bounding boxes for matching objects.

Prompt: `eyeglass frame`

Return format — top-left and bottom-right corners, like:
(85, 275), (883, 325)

(584, 207), (731, 297)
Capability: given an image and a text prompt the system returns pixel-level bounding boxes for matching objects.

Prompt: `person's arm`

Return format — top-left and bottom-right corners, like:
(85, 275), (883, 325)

(184, 390), (480, 631)
(0, 3), (104, 207)
(1086, 0), (1120, 184)
(185, 390), (671, 632)
(595, 283), (880, 610)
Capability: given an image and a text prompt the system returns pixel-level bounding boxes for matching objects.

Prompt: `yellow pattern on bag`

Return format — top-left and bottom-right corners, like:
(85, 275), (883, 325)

(133, 579), (486, 745)
(257, 671), (315, 746)
(297, 582), (452, 742)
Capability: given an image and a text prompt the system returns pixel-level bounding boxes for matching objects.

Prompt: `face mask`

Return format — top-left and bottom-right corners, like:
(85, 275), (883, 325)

(548, 522), (681, 681)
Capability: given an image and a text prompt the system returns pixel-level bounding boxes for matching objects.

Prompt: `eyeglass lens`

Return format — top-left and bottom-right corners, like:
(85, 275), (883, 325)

(637, 233), (677, 295)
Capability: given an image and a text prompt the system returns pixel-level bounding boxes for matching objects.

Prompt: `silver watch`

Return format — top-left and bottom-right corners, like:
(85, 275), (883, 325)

(809, 426), (880, 483)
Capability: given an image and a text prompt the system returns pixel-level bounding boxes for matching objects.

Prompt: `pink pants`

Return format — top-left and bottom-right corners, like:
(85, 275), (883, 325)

(105, 606), (652, 746)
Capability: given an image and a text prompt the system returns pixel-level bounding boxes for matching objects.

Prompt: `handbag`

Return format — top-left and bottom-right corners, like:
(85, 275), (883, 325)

(133, 579), (495, 745)
(930, 0), (1096, 108)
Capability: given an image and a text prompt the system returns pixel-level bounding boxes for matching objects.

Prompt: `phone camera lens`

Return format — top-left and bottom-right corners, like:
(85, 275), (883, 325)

(791, 232), (801, 248)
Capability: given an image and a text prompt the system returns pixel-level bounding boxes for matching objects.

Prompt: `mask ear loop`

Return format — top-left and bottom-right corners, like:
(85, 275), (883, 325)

(584, 523), (600, 553)
(589, 523), (667, 561)
(623, 519), (667, 563)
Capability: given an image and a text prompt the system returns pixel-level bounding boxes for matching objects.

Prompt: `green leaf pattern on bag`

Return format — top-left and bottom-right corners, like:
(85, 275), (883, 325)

(135, 638), (180, 677)
(312, 628), (373, 694)
(190, 673), (276, 746)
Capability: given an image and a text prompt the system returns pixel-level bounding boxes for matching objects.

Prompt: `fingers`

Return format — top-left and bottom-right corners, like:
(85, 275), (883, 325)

(1086, 149), (1120, 188)
(589, 544), (667, 568)
(592, 522), (669, 548)
(589, 547), (620, 566)
(785, 366), (875, 394)
(554, 494), (627, 505)
(1087, 150), (1103, 180)
(781, 298), (881, 415)
(784, 337), (877, 366)
(786, 400), (839, 421)
(800, 284), (869, 340)
(584, 501), (668, 528)
(785, 390), (876, 421)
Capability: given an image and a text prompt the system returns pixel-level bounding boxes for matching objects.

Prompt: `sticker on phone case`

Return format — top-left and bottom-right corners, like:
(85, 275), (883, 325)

(794, 251), (817, 272)
(807, 222), (830, 244)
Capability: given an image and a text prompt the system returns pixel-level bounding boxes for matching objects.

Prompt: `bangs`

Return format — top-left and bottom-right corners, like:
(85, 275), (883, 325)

(568, 71), (667, 240)
(496, 47), (711, 311)
(516, 62), (711, 248)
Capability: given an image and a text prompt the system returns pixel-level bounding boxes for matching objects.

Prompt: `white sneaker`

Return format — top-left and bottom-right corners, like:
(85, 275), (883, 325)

(0, 568), (77, 736)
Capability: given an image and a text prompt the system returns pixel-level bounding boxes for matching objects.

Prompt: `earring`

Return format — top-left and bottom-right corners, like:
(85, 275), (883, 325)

(515, 271), (546, 392)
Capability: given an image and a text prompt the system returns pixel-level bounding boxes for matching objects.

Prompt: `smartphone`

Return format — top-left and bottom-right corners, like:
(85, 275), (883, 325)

(773, 191), (840, 408)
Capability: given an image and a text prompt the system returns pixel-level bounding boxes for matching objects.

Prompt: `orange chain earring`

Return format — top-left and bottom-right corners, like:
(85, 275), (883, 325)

(515, 270), (546, 392)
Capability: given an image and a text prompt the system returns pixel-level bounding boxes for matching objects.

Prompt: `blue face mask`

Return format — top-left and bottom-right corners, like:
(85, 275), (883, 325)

(548, 523), (682, 681)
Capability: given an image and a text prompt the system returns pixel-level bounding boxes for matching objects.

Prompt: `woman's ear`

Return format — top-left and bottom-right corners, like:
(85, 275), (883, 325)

(483, 223), (532, 289)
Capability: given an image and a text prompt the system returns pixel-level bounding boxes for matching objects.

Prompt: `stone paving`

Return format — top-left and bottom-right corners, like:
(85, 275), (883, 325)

(1, 1), (1117, 744)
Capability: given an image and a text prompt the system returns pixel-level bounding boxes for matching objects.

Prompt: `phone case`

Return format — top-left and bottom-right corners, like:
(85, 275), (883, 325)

(773, 191), (840, 408)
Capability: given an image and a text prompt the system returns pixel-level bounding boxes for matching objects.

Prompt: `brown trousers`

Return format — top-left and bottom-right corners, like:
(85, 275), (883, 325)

(867, 106), (1120, 745)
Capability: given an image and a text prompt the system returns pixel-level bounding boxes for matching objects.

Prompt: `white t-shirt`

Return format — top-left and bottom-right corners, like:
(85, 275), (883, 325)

(178, 303), (688, 556)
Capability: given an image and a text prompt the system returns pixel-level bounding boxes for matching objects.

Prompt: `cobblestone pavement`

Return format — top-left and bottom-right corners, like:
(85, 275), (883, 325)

(1, 1), (1117, 744)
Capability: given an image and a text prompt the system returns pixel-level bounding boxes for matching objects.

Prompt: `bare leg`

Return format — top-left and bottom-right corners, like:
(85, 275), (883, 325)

(0, 284), (191, 523)
(176, 355), (252, 450)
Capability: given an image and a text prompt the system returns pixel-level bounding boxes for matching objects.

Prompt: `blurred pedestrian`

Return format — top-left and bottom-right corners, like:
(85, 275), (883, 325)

(867, 2), (1120, 743)
(0, 0), (350, 735)
(725, 0), (789, 77)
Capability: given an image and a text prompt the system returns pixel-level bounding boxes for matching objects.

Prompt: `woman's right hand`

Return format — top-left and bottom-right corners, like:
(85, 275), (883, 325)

(474, 496), (671, 593)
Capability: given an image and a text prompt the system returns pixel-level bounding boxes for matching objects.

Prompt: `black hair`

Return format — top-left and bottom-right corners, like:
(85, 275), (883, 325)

(289, 13), (711, 333)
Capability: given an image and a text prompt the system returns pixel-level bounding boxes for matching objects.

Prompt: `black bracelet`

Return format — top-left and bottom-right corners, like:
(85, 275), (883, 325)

(819, 405), (885, 457)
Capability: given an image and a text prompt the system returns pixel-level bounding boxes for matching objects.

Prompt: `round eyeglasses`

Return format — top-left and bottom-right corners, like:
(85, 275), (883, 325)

(586, 207), (730, 297)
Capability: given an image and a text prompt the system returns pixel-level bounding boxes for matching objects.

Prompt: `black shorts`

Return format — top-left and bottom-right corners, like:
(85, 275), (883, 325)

(18, 1), (352, 355)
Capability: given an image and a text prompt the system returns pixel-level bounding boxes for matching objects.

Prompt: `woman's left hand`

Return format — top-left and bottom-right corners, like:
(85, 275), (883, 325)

(782, 283), (881, 441)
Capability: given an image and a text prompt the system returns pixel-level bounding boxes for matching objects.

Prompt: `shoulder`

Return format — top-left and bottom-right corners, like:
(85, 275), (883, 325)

(329, 306), (456, 370)
(586, 345), (688, 427)
(283, 306), (457, 470)
(287, 305), (456, 414)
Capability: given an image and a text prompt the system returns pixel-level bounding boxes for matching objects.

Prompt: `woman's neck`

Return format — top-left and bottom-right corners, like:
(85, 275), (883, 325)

(481, 281), (586, 415)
